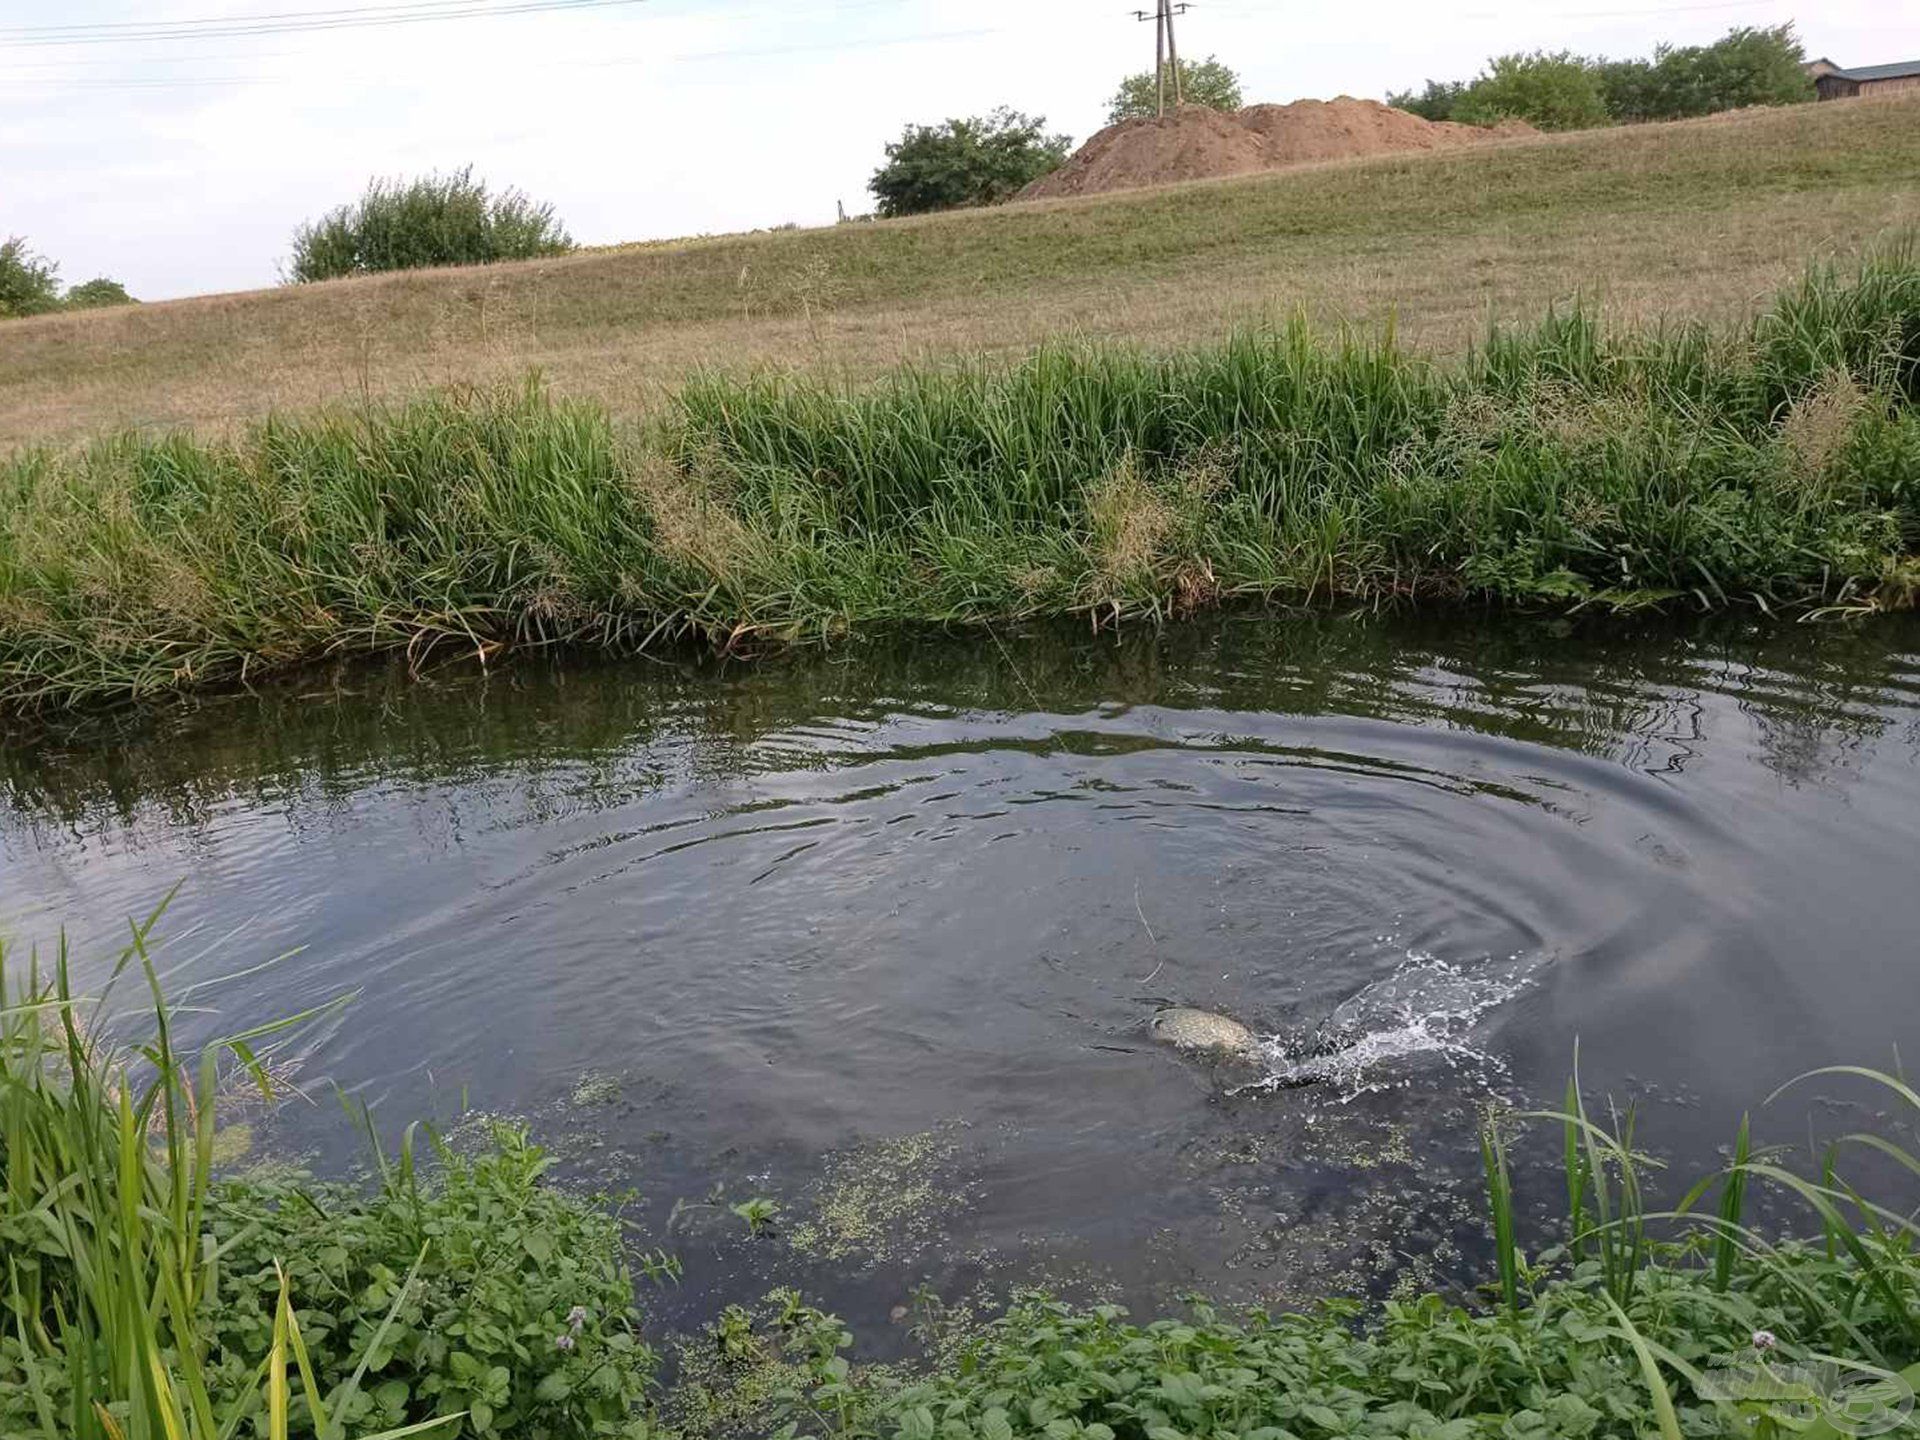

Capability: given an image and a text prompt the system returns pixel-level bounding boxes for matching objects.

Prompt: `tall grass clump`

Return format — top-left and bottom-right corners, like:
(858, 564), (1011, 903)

(0, 911), (661, 1439)
(2, 245), (1917, 711)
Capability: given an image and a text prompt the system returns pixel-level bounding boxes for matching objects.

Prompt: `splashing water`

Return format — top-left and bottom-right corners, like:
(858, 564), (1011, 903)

(1241, 952), (1543, 1101)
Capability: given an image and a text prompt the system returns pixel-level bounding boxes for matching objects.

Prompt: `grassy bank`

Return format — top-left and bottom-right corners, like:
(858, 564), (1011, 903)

(2, 249), (1918, 711)
(5, 924), (1919, 1440)
(3, 94), (1918, 446)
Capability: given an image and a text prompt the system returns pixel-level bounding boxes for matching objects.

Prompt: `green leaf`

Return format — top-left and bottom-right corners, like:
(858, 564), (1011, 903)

(534, 1372), (573, 1403)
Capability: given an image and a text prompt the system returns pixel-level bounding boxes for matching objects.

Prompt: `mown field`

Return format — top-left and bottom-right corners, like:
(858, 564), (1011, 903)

(4, 92), (1919, 446)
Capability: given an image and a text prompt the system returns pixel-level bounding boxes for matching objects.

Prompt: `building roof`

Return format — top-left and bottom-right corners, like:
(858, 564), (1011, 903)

(1824, 59), (1920, 82)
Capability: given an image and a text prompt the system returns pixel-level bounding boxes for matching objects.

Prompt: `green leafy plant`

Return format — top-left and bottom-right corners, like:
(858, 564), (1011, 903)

(729, 1196), (780, 1236)
(287, 166), (574, 283)
(1106, 56), (1243, 122)
(867, 109), (1071, 217)
(0, 914), (663, 1440)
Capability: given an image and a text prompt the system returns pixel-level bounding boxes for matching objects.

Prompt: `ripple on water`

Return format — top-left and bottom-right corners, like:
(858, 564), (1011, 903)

(4, 612), (1920, 1318)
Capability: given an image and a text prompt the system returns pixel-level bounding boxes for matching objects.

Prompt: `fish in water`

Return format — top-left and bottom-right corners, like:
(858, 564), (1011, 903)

(1147, 1007), (1258, 1060)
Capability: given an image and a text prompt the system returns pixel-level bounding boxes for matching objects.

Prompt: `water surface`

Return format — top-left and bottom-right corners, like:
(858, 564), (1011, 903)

(4, 612), (1917, 1333)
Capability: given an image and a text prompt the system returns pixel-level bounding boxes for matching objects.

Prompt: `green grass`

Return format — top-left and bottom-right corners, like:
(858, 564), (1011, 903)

(3, 93), (1916, 446)
(2, 246), (1917, 712)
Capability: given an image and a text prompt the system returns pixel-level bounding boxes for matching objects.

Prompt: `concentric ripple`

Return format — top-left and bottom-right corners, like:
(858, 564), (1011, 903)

(3, 612), (1918, 1320)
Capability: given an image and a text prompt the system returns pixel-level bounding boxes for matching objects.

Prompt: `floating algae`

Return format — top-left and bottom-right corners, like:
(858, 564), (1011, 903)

(786, 1123), (976, 1267)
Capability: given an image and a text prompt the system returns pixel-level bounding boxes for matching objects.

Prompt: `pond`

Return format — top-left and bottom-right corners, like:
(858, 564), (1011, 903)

(4, 612), (1918, 1342)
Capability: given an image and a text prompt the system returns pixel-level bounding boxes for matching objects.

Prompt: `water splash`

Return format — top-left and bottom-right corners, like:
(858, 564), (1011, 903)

(1241, 951), (1542, 1102)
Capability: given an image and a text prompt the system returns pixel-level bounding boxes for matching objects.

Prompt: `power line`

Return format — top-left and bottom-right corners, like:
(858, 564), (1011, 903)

(1132, 1), (1192, 117)
(0, 12), (985, 93)
(0, 0), (650, 48)
(0, 0), (512, 36)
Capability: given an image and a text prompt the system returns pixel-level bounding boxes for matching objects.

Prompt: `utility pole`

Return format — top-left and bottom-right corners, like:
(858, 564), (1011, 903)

(1132, 2), (1193, 118)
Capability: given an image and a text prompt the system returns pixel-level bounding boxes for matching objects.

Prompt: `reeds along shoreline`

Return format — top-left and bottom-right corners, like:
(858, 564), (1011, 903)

(1, 248), (1917, 711)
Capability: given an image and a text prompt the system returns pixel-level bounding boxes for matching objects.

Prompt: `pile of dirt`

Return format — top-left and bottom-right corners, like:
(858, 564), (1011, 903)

(1020, 96), (1534, 201)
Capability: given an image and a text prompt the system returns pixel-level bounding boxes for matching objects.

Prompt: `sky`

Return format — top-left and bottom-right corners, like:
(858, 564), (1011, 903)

(4, 0), (1918, 302)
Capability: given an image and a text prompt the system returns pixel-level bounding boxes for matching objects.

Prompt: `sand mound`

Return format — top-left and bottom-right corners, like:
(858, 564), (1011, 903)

(1021, 96), (1533, 201)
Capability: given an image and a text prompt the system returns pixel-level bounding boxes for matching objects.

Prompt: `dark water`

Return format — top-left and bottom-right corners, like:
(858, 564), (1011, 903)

(4, 613), (1919, 1337)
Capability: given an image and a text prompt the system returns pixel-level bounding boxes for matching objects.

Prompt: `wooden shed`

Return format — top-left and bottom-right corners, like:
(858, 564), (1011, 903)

(1806, 58), (1920, 100)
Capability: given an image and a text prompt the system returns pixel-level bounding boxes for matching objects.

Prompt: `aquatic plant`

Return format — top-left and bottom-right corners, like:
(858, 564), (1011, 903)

(0, 246), (1917, 710)
(730, 1196), (780, 1236)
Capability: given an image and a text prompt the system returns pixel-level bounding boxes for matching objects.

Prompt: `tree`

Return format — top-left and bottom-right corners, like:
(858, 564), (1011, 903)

(868, 109), (1072, 218)
(1455, 51), (1610, 131)
(64, 277), (137, 309)
(1107, 56), (1244, 123)
(287, 166), (573, 283)
(1610, 25), (1811, 122)
(1386, 79), (1469, 122)
(0, 236), (63, 318)
(1389, 23), (1812, 132)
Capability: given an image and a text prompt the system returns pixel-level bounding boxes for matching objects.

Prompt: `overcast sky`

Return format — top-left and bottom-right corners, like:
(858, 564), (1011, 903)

(5, 0), (1917, 302)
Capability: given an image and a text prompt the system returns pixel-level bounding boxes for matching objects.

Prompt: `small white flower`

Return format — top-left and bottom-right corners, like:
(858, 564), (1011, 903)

(566, 1305), (589, 1330)
(555, 1332), (576, 1352)
(1752, 1329), (1778, 1352)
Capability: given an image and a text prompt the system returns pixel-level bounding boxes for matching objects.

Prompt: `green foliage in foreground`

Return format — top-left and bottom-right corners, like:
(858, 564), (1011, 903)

(715, 1075), (1920, 1440)
(0, 922), (659, 1440)
(1390, 24), (1813, 130)
(1107, 57), (1244, 123)
(2, 246), (1919, 711)
(288, 167), (574, 283)
(868, 110), (1072, 217)
(4, 919), (1920, 1440)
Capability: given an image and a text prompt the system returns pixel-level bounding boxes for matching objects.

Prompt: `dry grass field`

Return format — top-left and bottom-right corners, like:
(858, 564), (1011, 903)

(3, 92), (1918, 447)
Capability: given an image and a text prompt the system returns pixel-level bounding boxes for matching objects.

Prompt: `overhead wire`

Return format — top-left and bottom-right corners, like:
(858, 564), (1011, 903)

(0, 0), (652, 48)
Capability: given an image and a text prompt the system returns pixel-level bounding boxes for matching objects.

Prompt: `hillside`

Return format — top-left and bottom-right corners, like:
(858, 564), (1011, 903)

(4, 93), (1919, 448)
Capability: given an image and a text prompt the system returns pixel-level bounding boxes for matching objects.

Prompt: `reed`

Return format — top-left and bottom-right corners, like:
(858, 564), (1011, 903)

(0, 246), (1917, 713)
(0, 903), (452, 1440)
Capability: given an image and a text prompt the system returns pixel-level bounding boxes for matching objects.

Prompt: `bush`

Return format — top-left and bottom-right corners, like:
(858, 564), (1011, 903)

(1393, 24), (1813, 131)
(1608, 24), (1812, 122)
(1455, 50), (1611, 130)
(0, 236), (62, 318)
(287, 166), (574, 283)
(63, 277), (136, 309)
(868, 109), (1071, 218)
(1107, 55), (1244, 122)
(1385, 79), (1469, 122)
